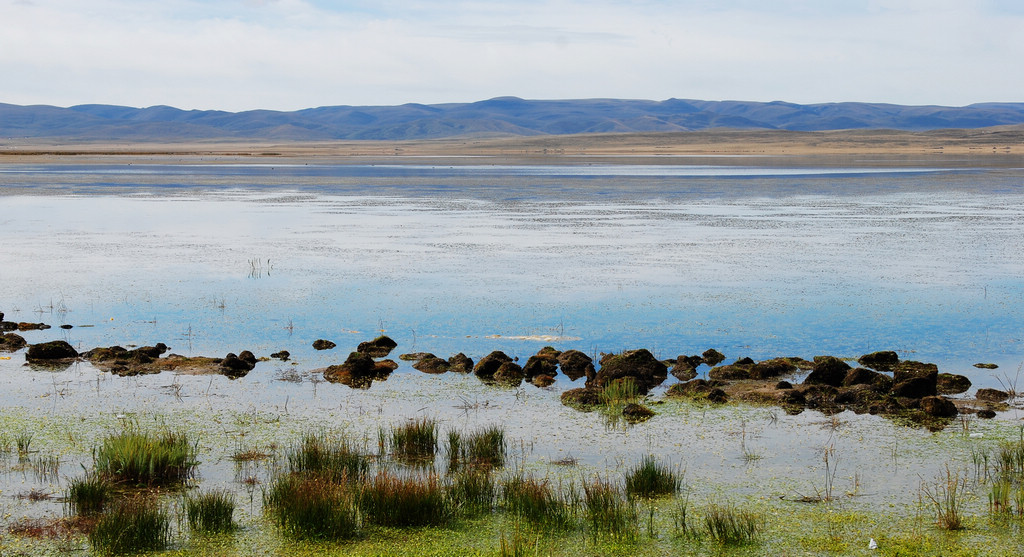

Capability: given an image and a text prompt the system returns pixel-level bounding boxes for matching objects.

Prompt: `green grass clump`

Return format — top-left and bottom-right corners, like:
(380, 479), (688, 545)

(264, 475), (361, 540)
(360, 471), (450, 527)
(599, 377), (640, 406)
(287, 432), (368, 483)
(66, 473), (113, 516)
(582, 476), (638, 539)
(185, 489), (236, 534)
(89, 496), (171, 555)
(95, 428), (197, 486)
(388, 417), (438, 462)
(447, 425), (506, 470)
(447, 468), (496, 516)
(502, 474), (576, 529)
(624, 455), (681, 498)
(921, 465), (968, 531)
(704, 502), (763, 545)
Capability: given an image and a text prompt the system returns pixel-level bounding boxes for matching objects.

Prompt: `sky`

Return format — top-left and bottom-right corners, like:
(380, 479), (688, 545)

(2, 0), (1022, 111)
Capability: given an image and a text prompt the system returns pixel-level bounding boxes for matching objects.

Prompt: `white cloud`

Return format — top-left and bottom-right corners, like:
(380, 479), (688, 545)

(0, 0), (1021, 110)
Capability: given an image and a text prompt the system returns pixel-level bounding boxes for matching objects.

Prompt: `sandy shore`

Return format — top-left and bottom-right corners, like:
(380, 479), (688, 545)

(1, 127), (1022, 164)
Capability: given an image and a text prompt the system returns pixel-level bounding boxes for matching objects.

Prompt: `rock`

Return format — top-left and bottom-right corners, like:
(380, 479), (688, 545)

(26, 340), (78, 361)
(622, 403), (655, 423)
(522, 354), (558, 380)
(776, 380), (793, 390)
(591, 349), (667, 394)
(749, 358), (797, 380)
(531, 374), (556, 387)
(936, 373), (972, 395)
(665, 379), (728, 403)
(0, 321), (17, 331)
(413, 356), (450, 374)
(60, 324), (73, 330)
(560, 387), (604, 410)
(357, 335), (398, 357)
(842, 367), (892, 391)
(973, 363), (999, 369)
(375, 359), (399, 372)
(536, 346), (562, 360)
(323, 351), (381, 388)
(708, 364), (750, 381)
(977, 388), (1010, 402)
(17, 322), (51, 331)
(492, 362), (524, 386)
(670, 357), (698, 381)
(920, 396), (958, 418)
(399, 352), (435, 361)
(798, 384), (840, 412)
(221, 351), (257, 378)
(891, 361), (938, 398)
(0, 332), (27, 351)
(474, 351), (513, 380)
(448, 353), (474, 374)
(803, 356), (850, 387)
(557, 350), (594, 381)
(857, 351), (900, 371)
(701, 349), (726, 367)
(312, 339), (336, 351)
(270, 350), (290, 360)
(977, 409), (997, 419)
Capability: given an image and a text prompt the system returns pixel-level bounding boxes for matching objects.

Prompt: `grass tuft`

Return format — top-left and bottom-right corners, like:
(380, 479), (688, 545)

(624, 455), (681, 498)
(920, 465), (968, 531)
(388, 417), (438, 462)
(360, 471), (450, 527)
(287, 432), (368, 483)
(448, 468), (496, 517)
(89, 496), (171, 555)
(66, 473), (113, 516)
(502, 474), (576, 529)
(704, 501), (763, 545)
(582, 476), (638, 539)
(185, 489), (236, 534)
(264, 474), (361, 540)
(94, 428), (197, 486)
(447, 425), (506, 471)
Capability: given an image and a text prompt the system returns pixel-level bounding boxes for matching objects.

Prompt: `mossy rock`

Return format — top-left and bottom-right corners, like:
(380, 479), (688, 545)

(0, 332), (27, 351)
(26, 340), (78, 361)
(622, 403), (655, 423)
(936, 373), (971, 395)
(357, 335), (397, 357)
(560, 387), (603, 410)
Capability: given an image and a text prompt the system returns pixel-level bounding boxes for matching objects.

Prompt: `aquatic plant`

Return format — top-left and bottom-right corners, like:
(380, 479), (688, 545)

(624, 455), (681, 498)
(447, 467), (496, 517)
(704, 502), (763, 545)
(94, 428), (197, 486)
(287, 432), (368, 483)
(16, 431), (33, 458)
(920, 465), (968, 530)
(264, 474), (361, 540)
(89, 496), (171, 555)
(66, 473), (113, 516)
(502, 474), (576, 529)
(388, 417), (438, 462)
(447, 425), (506, 470)
(185, 489), (236, 534)
(360, 471), (450, 527)
(582, 476), (638, 539)
(599, 377), (640, 406)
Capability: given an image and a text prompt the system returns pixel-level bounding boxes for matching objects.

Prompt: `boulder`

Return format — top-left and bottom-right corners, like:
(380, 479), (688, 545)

(522, 354), (558, 380)
(270, 350), (290, 361)
(18, 322), (51, 331)
(474, 351), (513, 380)
(891, 361), (938, 398)
(312, 339), (336, 351)
(531, 374), (556, 387)
(936, 373), (971, 395)
(560, 387), (604, 410)
(977, 409), (997, 419)
(977, 388), (1010, 402)
(622, 403), (655, 423)
(803, 356), (850, 387)
(492, 362), (525, 387)
(413, 356), (450, 374)
(842, 367), (892, 391)
(400, 352), (435, 361)
(357, 335), (398, 357)
(670, 359), (698, 382)
(221, 351), (257, 378)
(973, 363), (999, 369)
(857, 351), (900, 371)
(448, 353), (474, 374)
(0, 321), (17, 331)
(701, 349), (726, 367)
(557, 350), (594, 381)
(749, 358), (797, 380)
(920, 396), (958, 418)
(0, 332), (27, 351)
(591, 349), (667, 394)
(324, 351), (380, 388)
(665, 379), (728, 403)
(708, 364), (750, 381)
(26, 340), (78, 361)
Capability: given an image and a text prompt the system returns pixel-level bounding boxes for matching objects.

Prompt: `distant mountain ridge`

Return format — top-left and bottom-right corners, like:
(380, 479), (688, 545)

(2, 97), (1024, 141)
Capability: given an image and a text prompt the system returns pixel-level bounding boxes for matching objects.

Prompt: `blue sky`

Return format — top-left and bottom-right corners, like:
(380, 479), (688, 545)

(2, 0), (1021, 111)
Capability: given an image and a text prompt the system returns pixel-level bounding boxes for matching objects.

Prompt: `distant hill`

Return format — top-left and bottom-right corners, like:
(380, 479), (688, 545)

(2, 97), (1024, 141)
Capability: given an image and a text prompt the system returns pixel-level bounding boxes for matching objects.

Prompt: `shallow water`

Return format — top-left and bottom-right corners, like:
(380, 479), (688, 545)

(2, 156), (1024, 546)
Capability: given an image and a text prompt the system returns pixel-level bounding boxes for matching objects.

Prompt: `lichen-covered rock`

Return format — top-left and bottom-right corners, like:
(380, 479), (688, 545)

(492, 362), (524, 387)
(400, 352), (435, 361)
(936, 373), (971, 395)
(560, 387), (604, 410)
(312, 339), (336, 351)
(803, 356), (850, 387)
(26, 340), (78, 361)
(708, 364), (750, 381)
(522, 353), (558, 380)
(324, 351), (380, 388)
(557, 350), (594, 381)
(622, 403), (655, 423)
(474, 351), (513, 380)
(842, 367), (892, 391)
(591, 349), (667, 394)
(357, 335), (397, 357)
(857, 351), (900, 371)
(448, 353), (474, 374)
(665, 379), (728, 403)
(531, 374), (556, 387)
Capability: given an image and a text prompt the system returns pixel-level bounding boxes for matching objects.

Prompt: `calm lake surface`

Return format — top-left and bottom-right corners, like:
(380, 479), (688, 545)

(2, 155), (1024, 540)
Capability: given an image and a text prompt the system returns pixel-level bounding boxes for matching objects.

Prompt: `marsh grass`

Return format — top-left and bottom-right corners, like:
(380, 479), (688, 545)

(94, 428), (197, 486)
(388, 417), (438, 462)
(448, 468), (496, 517)
(582, 476), (638, 540)
(66, 473), (113, 516)
(447, 425), (506, 470)
(499, 523), (539, 557)
(185, 489), (236, 534)
(599, 377), (640, 406)
(287, 432), (368, 482)
(360, 471), (450, 527)
(624, 455), (681, 499)
(16, 431), (33, 458)
(32, 454), (60, 482)
(502, 474), (576, 529)
(89, 496), (171, 555)
(989, 480), (1011, 514)
(264, 474), (361, 540)
(704, 502), (764, 545)
(921, 465), (969, 530)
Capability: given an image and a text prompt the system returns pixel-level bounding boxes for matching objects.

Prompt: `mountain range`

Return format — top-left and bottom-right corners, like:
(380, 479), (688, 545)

(2, 97), (1024, 141)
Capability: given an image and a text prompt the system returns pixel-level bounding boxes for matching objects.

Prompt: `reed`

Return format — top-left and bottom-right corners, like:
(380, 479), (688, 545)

(582, 476), (638, 539)
(287, 432), (368, 483)
(447, 426), (506, 470)
(89, 496), (171, 555)
(448, 467), (497, 517)
(502, 474), (575, 529)
(360, 471), (451, 527)
(264, 474), (361, 540)
(185, 489), (236, 534)
(624, 455), (681, 498)
(704, 502), (763, 545)
(599, 377), (640, 406)
(94, 428), (197, 486)
(389, 417), (438, 462)
(921, 465), (969, 530)
(66, 473), (113, 516)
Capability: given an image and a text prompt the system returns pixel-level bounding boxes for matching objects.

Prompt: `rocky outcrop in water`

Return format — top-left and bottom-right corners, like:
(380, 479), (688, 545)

(473, 351), (514, 381)
(221, 351), (257, 378)
(26, 340), (79, 362)
(590, 349), (667, 394)
(323, 351), (393, 388)
(0, 332), (27, 351)
(312, 339), (336, 350)
(357, 336), (398, 358)
(556, 350), (593, 381)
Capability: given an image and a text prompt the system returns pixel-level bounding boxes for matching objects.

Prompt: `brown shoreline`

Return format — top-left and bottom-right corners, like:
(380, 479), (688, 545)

(1, 127), (1023, 164)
